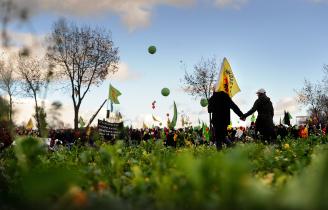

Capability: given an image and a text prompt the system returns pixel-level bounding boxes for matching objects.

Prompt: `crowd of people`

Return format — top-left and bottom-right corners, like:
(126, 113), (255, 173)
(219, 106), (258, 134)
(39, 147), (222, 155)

(1, 119), (327, 151)
(1, 88), (327, 151)
(126, 122), (327, 147)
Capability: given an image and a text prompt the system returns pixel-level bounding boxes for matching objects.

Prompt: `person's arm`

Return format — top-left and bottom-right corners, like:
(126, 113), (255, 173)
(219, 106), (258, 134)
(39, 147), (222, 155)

(228, 95), (243, 118)
(244, 100), (259, 118)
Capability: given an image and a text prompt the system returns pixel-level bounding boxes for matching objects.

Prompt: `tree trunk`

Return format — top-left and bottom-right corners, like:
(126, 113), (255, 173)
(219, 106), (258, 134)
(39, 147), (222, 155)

(33, 93), (41, 137)
(74, 105), (79, 130)
(9, 93), (12, 123)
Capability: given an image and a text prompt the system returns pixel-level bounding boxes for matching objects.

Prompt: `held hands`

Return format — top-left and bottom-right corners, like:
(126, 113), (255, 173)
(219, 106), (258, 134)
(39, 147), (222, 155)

(240, 114), (246, 121)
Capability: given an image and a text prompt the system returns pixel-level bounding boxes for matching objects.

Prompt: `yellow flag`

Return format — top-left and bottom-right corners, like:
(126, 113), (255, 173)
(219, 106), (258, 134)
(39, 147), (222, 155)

(215, 57), (240, 97)
(26, 118), (34, 130)
(152, 115), (161, 122)
(143, 122), (148, 129)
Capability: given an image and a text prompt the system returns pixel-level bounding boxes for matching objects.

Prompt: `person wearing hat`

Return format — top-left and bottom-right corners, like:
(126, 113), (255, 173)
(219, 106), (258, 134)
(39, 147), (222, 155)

(208, 90), (244, 150)
(242, 88), (276, 143)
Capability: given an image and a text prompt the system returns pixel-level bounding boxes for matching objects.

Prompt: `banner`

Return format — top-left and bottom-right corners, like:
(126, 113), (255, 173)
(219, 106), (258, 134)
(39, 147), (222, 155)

(97, 119), (123, 137)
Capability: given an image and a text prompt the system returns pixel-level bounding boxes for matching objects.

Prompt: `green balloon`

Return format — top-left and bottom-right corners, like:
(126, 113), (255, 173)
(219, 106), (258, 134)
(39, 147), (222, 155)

(161, 88), (170, 97)
(148, 46), (156, 54)
(200, 98), (208, 107)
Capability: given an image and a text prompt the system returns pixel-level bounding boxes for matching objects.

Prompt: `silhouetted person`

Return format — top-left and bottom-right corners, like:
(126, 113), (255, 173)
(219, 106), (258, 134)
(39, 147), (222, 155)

(242, 89), (276, 143)
(208, 91), (244, 150)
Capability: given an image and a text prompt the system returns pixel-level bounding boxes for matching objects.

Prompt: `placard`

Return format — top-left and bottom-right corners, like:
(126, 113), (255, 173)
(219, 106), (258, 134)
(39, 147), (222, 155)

(97, 119), (123, 137)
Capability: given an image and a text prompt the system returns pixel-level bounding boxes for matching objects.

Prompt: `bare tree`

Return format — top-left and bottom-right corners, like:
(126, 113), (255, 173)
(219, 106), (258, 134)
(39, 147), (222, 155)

(0, 57), (18, 122)
(17, 56), (46, 136)
(323, 65), (328, 93)
(319, 95), (328, 123)
(296, 80), (325, 121)
(181, 57), (218, 100)
(47, 19), (119, 130)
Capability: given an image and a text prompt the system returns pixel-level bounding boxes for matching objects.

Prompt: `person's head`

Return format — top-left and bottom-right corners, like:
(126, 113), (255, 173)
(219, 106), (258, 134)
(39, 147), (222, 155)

(256, 88), (266, 97)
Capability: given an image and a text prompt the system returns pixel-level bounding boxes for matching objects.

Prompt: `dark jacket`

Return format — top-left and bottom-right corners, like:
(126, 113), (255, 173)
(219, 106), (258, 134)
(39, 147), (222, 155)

(208, 91), (243, 126)
(244, 94), (274, 130)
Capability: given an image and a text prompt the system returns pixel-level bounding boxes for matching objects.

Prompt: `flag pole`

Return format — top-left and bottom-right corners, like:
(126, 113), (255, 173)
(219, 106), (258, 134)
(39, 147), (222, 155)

(107, 83), (111, 119)
(86, 99), (107, 128)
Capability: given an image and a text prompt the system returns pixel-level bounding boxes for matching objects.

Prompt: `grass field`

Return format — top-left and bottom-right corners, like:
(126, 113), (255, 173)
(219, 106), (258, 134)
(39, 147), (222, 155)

(1, 136), (328, 210)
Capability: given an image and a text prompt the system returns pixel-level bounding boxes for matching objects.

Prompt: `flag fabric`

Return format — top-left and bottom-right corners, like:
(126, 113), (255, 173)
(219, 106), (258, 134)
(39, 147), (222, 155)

(288, 112), (293, 119)
(215, 57), (240, 97)
(152, 115), (161, 122)
(170, 102), (178, 129)
(79, 116), (85, 128)
(251, 114), (256, 123)
(143, 122), (148, 129)
(118, 112), (122, 120)
(108, 84), (122, 104)
(26, 118), (34, 130)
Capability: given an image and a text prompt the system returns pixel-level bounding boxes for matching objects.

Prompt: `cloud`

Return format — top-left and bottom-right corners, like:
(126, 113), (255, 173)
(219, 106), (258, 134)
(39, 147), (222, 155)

(11, 0), (194, 31)
(9, 97), (70, 128)
(0, 31), (46, 56)
(9, 0), (252, 31)
(108, 62), (141, 81)
(213, 0), (248, 9)
(273, 97), (308, 125)
(0, 32), (51, 83)
(233, 95), (249, 107)
(1, 32), (139, 83)
(132, 113), (154, 128)
(274, 97), (300, 116)
(9, 95), (108, 128)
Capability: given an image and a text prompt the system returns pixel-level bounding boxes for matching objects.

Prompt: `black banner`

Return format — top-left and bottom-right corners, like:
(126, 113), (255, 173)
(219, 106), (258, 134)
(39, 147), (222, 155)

(97, 119), (123, 137)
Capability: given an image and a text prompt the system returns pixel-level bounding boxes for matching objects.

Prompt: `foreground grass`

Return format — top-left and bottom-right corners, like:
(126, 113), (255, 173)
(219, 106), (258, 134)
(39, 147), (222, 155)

(1, 136), (328, 210)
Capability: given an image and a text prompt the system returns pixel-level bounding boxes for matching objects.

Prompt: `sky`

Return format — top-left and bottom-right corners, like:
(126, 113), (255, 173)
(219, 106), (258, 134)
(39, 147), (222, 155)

(1, 0), (328, 128)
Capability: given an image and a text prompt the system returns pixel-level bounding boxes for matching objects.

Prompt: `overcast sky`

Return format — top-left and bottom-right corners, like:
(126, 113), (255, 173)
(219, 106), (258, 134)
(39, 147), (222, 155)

(1, 0), (328, 128)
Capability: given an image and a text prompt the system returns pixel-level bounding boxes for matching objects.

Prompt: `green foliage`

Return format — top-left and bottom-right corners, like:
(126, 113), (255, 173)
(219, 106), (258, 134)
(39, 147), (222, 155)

(1, 136), (328, 210)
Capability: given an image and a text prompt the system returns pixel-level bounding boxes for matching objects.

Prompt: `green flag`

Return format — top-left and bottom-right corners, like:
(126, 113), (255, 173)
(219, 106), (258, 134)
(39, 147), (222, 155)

(170, 101), (178, 129)
(79, 116), (85, 128)
(108, 84), (122, 104)
(288, 112), (292, 119)
(251, 114), (256, 123)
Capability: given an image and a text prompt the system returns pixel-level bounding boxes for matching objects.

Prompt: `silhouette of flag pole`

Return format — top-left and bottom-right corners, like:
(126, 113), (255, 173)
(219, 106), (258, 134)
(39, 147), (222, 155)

(86, 99), (107, 128)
